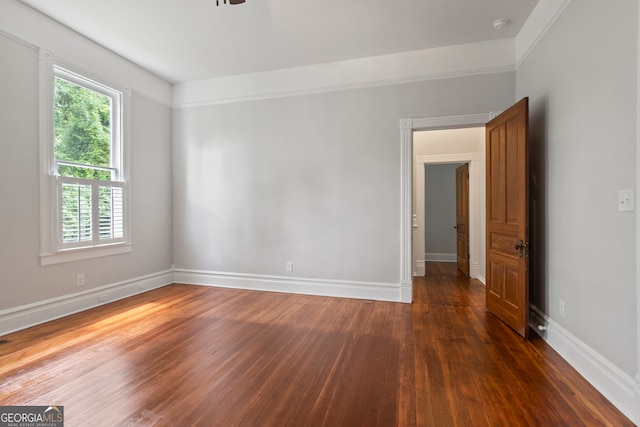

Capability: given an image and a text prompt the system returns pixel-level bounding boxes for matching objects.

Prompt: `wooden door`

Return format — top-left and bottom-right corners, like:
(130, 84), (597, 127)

(486, 98), (530, 338)
(455, 163), (470, 276)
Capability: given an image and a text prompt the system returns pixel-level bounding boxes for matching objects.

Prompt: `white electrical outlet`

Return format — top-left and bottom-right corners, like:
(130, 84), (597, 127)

(76, 274), (85, 287)
(618, 189), (634, 212)
(559, 300), (566, 318)
(286, 261), (294, 272)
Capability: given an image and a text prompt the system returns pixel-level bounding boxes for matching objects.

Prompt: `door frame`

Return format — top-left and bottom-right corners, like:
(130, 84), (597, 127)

(414, 154), (478, 279)
(399, 112), (500, 303)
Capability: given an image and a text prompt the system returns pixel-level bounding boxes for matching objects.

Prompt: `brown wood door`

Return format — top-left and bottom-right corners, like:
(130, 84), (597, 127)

(485, 97), (529, 338)
(455, 163), (469, 276)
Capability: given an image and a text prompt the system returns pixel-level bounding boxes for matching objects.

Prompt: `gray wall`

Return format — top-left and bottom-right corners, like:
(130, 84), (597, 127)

(173, 73), (515, 285)
(425, 164), (458, 256)
(516, 0), (637, 376)
(0, 19), (173, 311)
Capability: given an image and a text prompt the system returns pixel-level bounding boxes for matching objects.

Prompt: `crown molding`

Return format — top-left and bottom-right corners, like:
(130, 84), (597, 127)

(173, 0), (577, 110)
(0, 0), (172, 107)
(515, 0), (574, 69)
(173, 39), (515, 108)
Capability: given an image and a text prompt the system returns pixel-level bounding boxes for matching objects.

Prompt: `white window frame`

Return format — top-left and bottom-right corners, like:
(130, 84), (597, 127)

(39, 49), (132, 266)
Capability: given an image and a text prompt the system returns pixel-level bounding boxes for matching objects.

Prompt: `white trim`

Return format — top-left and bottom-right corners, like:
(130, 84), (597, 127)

(400, 114), (493, 304)
(414, 153), (480, 278)
(635, 0), (640, 422)
(425, 253), (457, 262)
(0, 2), (171, 106)
(171, 0), (582, 108)
(472, 262), (483, 283)
(399, 119), (413, 302)
(416, 153), (478, 164)
(38, 48), (55, 257)
(174, 269), (403, 303)
(414, 152), (484, 281)
(515, 0), (574, 69)
(38, 50), (133, 265)
(0, 270), (173, 336)
(173, 39), (515, 108)
(0, 27), (36, 50)
(530, 306), (639, 424)
(413, 113), (495, 131)
(413, 154), (480, 279)
(413, 163), (426, 277)
(40, 243), (133, 266)
(2, 0), (569, 109)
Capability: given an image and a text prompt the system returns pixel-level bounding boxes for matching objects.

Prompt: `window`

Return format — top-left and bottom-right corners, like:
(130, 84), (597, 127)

(39, 50), (131, 265)
(54, 68), (125, 248)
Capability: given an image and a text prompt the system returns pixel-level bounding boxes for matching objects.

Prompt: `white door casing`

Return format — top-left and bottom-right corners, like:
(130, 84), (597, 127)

(400, 113), (499, 303)
(414, 153), (481, 280)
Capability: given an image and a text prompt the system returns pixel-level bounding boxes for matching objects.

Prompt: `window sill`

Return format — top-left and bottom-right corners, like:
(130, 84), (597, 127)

(40, 243), (133, 266)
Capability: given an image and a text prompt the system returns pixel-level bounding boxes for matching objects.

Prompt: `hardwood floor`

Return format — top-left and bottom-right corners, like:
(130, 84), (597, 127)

(0, 263), (633, 426)
(0, 285), (414, 426)
(413, 263), (632, 426)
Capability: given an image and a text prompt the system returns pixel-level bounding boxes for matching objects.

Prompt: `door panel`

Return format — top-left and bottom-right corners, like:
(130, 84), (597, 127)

(486, 98), (529, 338)
(455, 163), (469, 276)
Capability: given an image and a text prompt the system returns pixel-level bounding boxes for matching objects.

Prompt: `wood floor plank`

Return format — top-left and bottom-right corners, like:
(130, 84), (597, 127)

(0, 286), (414, 426)
(0, 265), (633, 426)
(412, 263), (633, 427)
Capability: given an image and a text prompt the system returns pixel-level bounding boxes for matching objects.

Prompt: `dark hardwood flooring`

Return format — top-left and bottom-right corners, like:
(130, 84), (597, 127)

(413, 262), (632, 426)
(0, 262), (633, 426)
(0, 284), (414, 426)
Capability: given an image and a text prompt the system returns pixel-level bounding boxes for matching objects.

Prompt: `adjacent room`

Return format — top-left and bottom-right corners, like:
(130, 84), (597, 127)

(1, 0), (639, 425)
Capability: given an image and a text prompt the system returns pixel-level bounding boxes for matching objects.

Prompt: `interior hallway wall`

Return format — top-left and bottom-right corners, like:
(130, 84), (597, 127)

(424, 164), (458, 261)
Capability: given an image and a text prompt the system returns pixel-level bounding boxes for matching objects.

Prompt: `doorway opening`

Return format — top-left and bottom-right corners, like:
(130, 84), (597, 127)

(399, 113), (499, 303)
(424, 162), (464, 266)
(412, 127), (486, 282)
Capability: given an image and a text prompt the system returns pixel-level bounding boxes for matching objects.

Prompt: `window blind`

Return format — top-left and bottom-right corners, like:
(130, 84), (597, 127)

(58, 177), (125, 249)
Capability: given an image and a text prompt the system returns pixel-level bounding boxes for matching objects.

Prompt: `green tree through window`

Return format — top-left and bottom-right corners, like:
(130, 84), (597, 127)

(54, 77), (112, 180)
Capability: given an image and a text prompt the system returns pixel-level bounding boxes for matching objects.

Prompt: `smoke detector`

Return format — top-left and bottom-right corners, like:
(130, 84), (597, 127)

(493, 18), (508, 30)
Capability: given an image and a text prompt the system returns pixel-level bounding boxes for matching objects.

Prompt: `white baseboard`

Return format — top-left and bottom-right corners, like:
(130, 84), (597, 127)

(530, 305), (640, 425)
(0, 270), (174, 337)
(414, 259), (426, 277)
(401, 280), (413, 303)
(470, 262), (483, 282)
(425, 252), (457, 262)
(174, 269), (404, 303)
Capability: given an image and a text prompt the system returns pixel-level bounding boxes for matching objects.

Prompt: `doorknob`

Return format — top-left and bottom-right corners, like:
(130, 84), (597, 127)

(514, 240), (524, 258)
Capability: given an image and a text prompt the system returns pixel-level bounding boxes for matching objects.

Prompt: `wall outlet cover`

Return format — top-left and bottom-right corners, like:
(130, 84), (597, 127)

(618, 189), (634, 212)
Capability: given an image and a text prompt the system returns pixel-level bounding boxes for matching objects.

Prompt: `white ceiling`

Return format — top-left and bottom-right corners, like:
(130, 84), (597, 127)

(18, 0), (538, 84)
